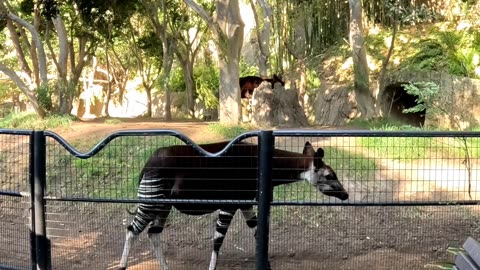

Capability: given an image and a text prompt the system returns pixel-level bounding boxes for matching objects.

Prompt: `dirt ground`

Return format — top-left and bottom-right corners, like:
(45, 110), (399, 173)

(1, 119), (479, 270)
(50, 118), (226, 151)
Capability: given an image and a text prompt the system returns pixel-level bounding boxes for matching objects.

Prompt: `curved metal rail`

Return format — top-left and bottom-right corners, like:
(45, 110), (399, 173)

(44, 129), (261, 158)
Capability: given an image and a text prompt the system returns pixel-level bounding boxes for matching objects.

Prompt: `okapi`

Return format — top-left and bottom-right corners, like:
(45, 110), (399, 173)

(240, 74), (285, 99)
(118, 140), (348, 270)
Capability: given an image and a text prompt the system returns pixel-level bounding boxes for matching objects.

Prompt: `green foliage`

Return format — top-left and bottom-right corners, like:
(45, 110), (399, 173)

(0, 112), (74, 129)
(347, 117), (418, 131)
(407, 29), (480, 78)
(104, 118), (122, 125)
(169, 67), (186, 92)
(239, 59), (259, 76)
(137, 31), (163, 61)
(408, 39), (448, 70)
(425, 247), (465, 269)
(194, 64), (219, 109)
(306, 69), (321, 90)
(402, 81), (440, 114)
(326, 146), (377, 181)
(36, 83), (53, 112)
(207, 123), (248, 139)
(358, 136), (433, 160)
(68, 136), (181, 198)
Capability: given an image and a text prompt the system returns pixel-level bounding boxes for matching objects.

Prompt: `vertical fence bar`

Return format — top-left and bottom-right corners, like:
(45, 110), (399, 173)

(32, 131), (50, 270)
(29, 132), (37, 270)
(256, 130), (274, 270)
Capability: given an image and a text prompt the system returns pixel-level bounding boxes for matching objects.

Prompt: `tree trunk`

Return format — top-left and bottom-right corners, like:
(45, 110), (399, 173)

(298, 59), (307, 108)
(184, 0), (244, 124)
(6, 13), (48, 85)
(348, 0), (374, 119)
(145, 86), (153, 117)
(160, 42), (174, 121)
(52, 15), (73, 115)
(216, 0), (244, 124)
(250, 0), (271, 76)
(104, 42), (112, 117)
(181, 59), (195, 117)
(6, 20), (32, 79)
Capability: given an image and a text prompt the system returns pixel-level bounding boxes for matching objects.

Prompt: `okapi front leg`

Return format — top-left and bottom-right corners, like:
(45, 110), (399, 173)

(209, 210), (235, 270)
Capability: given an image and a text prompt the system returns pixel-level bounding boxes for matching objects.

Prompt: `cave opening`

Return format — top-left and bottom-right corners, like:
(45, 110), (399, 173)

(383, 83), (426, 127)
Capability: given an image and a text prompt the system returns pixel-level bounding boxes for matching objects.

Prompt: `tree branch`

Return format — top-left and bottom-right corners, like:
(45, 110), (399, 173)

(0, 63), (46, 117)
(6, 13), (48, 84)
(183, 0), (221, 41)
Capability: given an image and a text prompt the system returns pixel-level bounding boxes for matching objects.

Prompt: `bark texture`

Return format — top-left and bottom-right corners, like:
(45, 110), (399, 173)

(251, 82), (308, 127)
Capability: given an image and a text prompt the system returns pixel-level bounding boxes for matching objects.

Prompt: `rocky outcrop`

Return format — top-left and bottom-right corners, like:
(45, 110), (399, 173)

(251, 82), (308, 127)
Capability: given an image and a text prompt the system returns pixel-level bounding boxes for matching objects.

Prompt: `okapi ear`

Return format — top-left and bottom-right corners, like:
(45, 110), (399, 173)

(303, 141), (315, 156)
(316, 148), (325, 159)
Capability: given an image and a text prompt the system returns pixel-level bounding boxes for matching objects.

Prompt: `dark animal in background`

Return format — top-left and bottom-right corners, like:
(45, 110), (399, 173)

(240, 74), (285, 99)
(118, 140), (348, 270)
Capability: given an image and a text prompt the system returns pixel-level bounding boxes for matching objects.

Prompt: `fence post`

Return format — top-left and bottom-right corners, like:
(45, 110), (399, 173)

(256, 130), (274, 270)
(31, 131), (50, 270)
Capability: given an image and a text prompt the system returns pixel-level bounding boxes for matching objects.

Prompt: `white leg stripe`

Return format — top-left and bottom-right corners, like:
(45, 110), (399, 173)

(241, 208), (256, 220)
(119, 231), (137, 269)
(149, 233), (169, 270)
(214, 231), (225, 240)
(208, 251), (218, 270)
(219, 210), (233, 216)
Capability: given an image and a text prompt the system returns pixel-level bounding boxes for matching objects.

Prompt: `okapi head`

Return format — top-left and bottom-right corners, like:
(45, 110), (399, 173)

(300, 142), (349, 201)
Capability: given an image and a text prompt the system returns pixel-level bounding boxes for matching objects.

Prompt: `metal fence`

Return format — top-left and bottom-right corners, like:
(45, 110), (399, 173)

(0, 129), (480, 270)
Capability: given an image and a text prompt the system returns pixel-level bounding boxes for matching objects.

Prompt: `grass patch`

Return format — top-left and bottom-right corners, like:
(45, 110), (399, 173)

(48, 135), (182, 199)
(104, 118), (123, 125)
(207, 123), (249, 139)
(358, 136), (433, 160)
(0, 112), (74, 129)
(346, 117), (419, 130)
(327, 146), (377, 181)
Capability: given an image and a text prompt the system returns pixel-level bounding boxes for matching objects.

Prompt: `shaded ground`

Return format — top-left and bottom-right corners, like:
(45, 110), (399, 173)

(1, 119), (479, 269)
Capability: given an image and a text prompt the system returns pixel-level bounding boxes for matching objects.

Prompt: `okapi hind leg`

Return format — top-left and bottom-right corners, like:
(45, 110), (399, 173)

(148, 212), (171, 270)
(209, 209), (235, 270)
(118, 230), (138, 270)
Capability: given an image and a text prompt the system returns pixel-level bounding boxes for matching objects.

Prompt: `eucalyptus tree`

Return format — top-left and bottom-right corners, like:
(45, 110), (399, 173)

(349, 0), (375, 119)
(0, 0), (48, 116)
(125, 17), (162, 118)
(169, 1), (211, 117)
(74, 0), (138, 116)
(248, 0), (272, 76)
(184, 0), (244, 124)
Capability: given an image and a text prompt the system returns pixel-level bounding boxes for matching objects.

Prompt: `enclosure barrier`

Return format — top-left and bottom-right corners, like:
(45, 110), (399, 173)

(0, 128), (480, 269)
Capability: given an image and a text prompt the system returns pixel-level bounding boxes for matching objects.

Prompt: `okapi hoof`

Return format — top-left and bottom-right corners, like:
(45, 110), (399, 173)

(118, 268), (126, 270)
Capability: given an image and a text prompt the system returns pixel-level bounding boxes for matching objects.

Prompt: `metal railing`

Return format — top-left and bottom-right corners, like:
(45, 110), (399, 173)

(0, 128), (479, 270)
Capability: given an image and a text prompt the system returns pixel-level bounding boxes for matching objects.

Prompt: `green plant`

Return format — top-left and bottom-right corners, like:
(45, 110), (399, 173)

(425, 246), (464, 269)
(194, 63), (219, 109)
(105, 118), (123, 125)
(207, 123), (248, 139)
(0, 112), (73, 129)
(239, 59), (259, 76)
(402, 81), (440, 115)
(36, 83), (53, 112)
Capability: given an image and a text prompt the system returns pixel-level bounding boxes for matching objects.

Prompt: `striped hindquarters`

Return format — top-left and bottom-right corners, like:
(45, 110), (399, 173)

(128, 177), (170, 234)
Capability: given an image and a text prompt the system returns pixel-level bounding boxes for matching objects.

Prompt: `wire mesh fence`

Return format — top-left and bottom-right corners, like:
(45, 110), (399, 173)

(1, 129), (480, 270)
(0, 132), (32, 270)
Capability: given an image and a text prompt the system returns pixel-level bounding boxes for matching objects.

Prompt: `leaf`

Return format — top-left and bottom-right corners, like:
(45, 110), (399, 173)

(446, 246), (466, 255)
(424, 262), (456, 269)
